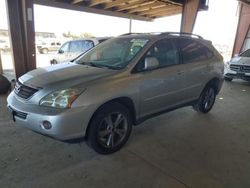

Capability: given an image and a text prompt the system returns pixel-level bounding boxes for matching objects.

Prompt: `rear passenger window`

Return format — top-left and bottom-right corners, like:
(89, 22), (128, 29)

(180, 38), (213, 64)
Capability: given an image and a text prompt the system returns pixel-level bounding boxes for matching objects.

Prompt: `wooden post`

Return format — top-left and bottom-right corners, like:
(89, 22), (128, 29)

(232, 2), (250, 56)
(6, 0), (36, 79)
(180, 0), (200, 33)
(0, 51), (3, 75)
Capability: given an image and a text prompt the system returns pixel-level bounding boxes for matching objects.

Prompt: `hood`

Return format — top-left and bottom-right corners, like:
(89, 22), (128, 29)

(19, 63), (117, 88)
(230, 56), (250, 65)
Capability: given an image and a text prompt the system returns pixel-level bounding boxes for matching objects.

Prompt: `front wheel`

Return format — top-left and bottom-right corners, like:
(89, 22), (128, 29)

(87, 102), (132, 154)
(193, 86), (216, 113)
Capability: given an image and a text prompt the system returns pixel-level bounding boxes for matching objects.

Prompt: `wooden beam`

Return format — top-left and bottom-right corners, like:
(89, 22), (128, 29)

(34, 0), (153, 21)
(116, 0), (150, 11)
(89, 0), (110, 7)
(180, 0), (200, 33)
(137, 4), (178, 16)
(6, 0), (36, 79)
(104, 0), (131, 9)
(71, 0), (84, 5)
(127, 2), (166, 13)
(148, 7), (181, 17)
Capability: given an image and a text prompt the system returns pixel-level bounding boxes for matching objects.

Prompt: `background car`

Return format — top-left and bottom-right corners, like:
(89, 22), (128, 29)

(36, 40), (62, 54)
(224, 48), (250, 81)
(50, 37), (110, 64)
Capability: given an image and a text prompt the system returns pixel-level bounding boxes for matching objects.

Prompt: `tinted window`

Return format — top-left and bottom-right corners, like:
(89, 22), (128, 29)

(60, 42), (69, 52)
(180, 38), (213, 64)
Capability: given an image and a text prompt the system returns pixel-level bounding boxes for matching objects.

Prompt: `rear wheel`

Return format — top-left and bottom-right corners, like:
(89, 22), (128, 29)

(193, 85), (216, 113)
(87, 102), (132, 154)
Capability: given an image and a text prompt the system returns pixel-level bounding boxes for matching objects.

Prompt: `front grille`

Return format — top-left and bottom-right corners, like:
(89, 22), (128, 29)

(14, 81), (38, 99)
(230, 64), (250, 73)
(8, 106), (28, 120)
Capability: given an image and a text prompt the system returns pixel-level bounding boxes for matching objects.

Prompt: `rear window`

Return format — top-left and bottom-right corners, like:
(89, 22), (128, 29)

(180, 38), (214, 64)
(69, 40), (94, 53)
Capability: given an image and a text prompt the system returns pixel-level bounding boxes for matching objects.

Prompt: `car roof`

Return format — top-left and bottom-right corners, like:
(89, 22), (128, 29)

(118, 32), (204, 41)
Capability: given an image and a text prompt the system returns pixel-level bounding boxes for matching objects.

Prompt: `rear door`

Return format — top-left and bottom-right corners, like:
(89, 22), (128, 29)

(179, 38), (215, 101)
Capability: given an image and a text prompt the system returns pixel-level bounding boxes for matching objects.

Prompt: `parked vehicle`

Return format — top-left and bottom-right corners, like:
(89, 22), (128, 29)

(224, 48), (250, 81)
(50, 37), (110, 64)
(36, 41), (62, 54)
(0, 39), (10, 52)
(7, 32), (224, 154)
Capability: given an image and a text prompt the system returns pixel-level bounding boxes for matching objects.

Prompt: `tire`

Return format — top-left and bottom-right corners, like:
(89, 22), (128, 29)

(87, 102), (132, 154)
(50, 59), (57, 65)
(0, 75), (11, 94)
(193, 85), (216, 113)
(224, 77), (233, 82)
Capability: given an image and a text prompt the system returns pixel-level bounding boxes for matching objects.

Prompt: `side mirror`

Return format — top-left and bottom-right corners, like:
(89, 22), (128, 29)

(58, 49), (64, 54)
(234, 53), (239, 57)
(144, 57), (159, 70)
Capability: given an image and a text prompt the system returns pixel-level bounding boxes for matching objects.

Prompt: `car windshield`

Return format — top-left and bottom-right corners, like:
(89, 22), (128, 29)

(240, 49), (250, 57)
(75, 37), (149, 69)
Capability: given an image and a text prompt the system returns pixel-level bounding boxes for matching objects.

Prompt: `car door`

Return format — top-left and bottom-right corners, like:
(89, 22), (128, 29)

(133, 38), (187, 117)
(178, 38), (214, 101)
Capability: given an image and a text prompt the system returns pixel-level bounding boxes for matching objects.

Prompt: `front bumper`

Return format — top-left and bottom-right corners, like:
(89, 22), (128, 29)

(7, 91), (93, 140)
(224, 66), (250, 81)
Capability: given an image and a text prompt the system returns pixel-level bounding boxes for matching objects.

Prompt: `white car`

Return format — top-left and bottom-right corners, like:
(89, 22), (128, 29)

(224, 48), (250, 81)
(50, 37), (110, 65)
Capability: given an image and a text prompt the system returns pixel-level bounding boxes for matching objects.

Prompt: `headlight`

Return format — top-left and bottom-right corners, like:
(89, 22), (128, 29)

(39, 88), (84, 108)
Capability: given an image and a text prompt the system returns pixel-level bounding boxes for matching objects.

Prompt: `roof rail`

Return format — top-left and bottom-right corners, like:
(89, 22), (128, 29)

(120, 33), (145, 36)
(160, 32), (203, 39)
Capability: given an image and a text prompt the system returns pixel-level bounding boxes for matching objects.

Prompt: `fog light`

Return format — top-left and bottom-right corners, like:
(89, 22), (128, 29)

(42, 120), (52, 130)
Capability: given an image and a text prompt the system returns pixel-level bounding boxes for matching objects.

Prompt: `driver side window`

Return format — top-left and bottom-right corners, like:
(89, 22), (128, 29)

(134, 38), (179, 72)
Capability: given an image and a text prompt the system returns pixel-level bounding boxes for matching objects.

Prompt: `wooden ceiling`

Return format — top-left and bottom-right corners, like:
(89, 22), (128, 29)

(36, 0), (184, 20)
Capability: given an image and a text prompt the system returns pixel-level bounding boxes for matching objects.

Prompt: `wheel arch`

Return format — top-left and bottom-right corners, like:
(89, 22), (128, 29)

(204, 77), (221, 95)
(85, 97), (137, 139)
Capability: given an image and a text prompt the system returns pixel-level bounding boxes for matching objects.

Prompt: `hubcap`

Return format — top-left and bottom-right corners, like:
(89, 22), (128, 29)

(97, 112), (128, 148)
(203, 88), (215, 110)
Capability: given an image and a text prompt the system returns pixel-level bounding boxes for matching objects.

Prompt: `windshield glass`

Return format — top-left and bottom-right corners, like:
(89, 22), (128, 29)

(75, 37), (149, 69)
(240, 49), (250, 57)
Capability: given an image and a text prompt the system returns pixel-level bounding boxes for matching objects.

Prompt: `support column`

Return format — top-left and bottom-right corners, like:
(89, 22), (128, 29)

(129, 18), (132, 33)
(180, 0), (200, 33)
(0, 51), (3, 74)
(232, 2), (250, 56)
(6, 0), (36, 79)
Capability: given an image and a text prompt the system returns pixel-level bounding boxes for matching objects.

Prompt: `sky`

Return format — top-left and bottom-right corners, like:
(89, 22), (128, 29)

(0, 0), (239, 47)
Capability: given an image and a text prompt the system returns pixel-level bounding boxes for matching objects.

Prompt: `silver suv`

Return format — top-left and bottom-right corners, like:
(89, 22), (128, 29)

(7, 32), (224, 154)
